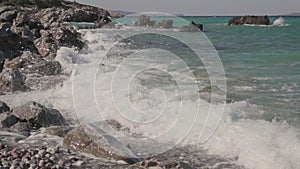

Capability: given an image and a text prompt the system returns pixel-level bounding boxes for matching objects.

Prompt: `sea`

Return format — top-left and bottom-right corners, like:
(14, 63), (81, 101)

(1, 15), (300, 169)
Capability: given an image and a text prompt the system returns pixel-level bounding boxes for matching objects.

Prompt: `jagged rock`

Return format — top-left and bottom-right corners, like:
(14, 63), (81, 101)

(158, 19), (174, 29)
(0, 22), (36, 60)
(64, 9), (99, 22)
(51, 27), (85, 49)
(135, 15), (156, 27)
(12, 101), (67, 128)
(180, 21), (203, 32)
(9, 122), (33, 136)
(0, 101), (10, 114)
(0, 68), (27, 93)
(0, 6), (18, 23)
(228, 15), (270, 26)
(0, 112), (19, 128)
(34, 61), (62, 76)
(63, 124), (140, 164)
(5, 51), (43, 69)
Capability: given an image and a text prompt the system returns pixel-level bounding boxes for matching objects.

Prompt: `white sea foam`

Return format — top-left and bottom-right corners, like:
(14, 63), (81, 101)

(1, 28), (299, 168)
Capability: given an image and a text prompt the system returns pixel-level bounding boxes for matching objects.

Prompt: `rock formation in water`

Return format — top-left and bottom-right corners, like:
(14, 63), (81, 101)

(228, 15), (270, 26)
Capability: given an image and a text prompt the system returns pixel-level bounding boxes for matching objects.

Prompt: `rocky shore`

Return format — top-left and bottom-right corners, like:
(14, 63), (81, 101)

(0, 1), (246, 169)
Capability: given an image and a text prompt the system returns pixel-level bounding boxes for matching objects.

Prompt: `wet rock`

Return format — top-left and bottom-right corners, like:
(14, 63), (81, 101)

(63, 125), (139, 164)
(158, 19), (174, 29)
(0, 69), (27, 93)
(5, 51), (44, 70)
(34, 61), (62, 76)
(135, 15), (156, 27)
(180, 21), (203, 32)
(0, 101), (10, 114)
(12, 101), (67, 128)
(0, 112), (19, 128)
(10, 122), (33, 136)
(43, 126), (73, 137)
(228, 15), (270, 26)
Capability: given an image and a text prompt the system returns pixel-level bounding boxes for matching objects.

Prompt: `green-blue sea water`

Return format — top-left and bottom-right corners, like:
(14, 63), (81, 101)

(113, 16), (300, 126)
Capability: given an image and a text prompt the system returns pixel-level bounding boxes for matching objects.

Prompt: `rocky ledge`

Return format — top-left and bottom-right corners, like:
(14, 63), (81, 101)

(228, 15), (270, 26)
(0, 0), (118, 94)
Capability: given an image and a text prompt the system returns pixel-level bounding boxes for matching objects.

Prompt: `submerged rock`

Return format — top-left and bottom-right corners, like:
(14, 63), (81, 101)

(228, 15), (270, 26)
(12, 101), (67, 128)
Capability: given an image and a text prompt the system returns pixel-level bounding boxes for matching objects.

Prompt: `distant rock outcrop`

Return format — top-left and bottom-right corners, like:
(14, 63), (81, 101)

(180, 21), (203, 32)
(228, 15), (270, 26)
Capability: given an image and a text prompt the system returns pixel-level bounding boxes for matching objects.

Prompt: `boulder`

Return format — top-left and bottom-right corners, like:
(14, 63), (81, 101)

(12, 101), (67, 128)
(0, 101), (10, 114)
(63, 124), (140, 164)
(0, 68), (27, 93)
(0, 112), (19, 128)
(9, 122), (33, 136)
(228, 15), (270, 26)
(158, 19), (174, 29)
(135, 15), (156, 27)
(4, 51), (44, 69)
(34, 61), (62, 76)
(0, 22), (36, 60)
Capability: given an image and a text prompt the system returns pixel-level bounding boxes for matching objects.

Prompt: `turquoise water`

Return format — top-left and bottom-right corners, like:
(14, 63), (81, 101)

(114, 16), (300, 126)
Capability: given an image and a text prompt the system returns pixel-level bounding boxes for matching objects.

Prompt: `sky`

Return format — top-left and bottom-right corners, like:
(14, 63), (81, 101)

(73, 0), (300, 16)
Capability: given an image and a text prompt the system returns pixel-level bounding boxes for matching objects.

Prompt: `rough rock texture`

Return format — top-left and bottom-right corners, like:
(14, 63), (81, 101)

(63, 125), (140, 164)
(135, 15), (156, 27)
(9, 122), (33, 136)
(0, 101), (10, 113)
(158, 19), (174, 29)
(12, 101), (67, 128)
(0, 68), (27, 93)
(228, 15), (270, 26)
(0, 112), (19, 128)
